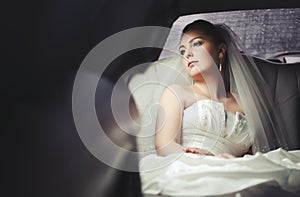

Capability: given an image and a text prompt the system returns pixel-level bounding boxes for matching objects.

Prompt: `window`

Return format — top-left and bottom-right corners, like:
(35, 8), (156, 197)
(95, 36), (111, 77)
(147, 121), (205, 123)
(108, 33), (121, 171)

(160, 8), (300, 62)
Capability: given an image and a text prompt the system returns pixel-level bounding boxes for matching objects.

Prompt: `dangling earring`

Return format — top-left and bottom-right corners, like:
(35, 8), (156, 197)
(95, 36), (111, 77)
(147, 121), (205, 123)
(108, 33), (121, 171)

(219, 62), (222, 72)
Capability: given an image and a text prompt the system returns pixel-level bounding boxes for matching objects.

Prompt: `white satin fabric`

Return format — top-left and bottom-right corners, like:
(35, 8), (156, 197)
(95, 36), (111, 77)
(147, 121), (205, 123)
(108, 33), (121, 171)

(140, 148), (300, 196)
(182, 100), (251, 157)
(139, 100), (300, 195)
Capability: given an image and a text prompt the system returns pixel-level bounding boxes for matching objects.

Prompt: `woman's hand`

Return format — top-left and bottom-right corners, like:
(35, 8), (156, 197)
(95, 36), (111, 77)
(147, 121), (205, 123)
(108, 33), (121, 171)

(184, 147), (201, 154)
(184, 147), (236, 158)
(184, 147), (214, 156)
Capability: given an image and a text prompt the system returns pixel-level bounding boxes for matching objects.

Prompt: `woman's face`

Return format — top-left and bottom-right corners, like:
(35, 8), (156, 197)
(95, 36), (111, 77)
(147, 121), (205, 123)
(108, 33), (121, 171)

(179, 30), (220, 80)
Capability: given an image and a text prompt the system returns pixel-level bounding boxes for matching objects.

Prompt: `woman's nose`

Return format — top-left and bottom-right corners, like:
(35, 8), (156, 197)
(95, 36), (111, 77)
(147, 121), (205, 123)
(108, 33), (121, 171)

(185, 49), (193, 59)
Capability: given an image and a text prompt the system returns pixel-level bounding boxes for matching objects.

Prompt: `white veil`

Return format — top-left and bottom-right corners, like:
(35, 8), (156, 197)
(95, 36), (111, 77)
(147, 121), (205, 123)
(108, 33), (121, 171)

(129, 22), (289, 156)
(216, 24), (289, 153)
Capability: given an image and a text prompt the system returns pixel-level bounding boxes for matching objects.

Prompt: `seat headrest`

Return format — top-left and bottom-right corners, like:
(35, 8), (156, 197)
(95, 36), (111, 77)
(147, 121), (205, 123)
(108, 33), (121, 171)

(251, 56), (300, 150)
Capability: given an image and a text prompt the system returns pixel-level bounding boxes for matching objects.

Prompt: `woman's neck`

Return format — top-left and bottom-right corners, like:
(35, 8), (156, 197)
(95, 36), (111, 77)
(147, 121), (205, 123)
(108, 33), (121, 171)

(193, 73), (226, 101)
(193, 82), (211, 98)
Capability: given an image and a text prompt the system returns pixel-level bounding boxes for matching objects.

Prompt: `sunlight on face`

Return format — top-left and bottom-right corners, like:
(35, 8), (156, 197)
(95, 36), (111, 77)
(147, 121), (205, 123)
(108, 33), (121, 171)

(179, 31), (220, 79)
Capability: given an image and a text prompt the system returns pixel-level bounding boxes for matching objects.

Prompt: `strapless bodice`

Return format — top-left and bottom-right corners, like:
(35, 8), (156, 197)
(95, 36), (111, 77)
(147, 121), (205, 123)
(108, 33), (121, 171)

(182, 100), (252, 156)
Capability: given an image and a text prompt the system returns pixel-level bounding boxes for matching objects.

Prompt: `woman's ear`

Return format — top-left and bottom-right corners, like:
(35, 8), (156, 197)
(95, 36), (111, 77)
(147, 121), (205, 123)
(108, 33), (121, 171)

(218, 43), (227, 59)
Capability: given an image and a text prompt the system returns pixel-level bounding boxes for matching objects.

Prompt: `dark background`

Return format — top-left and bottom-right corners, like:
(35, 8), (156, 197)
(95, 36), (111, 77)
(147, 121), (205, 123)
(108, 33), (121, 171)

(6, 0), (299, 196)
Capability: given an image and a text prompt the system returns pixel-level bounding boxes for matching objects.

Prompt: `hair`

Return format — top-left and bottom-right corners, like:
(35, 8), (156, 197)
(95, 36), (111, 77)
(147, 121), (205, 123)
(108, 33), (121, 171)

(182, 19), (230, 91)
(182, 19), (225, 45)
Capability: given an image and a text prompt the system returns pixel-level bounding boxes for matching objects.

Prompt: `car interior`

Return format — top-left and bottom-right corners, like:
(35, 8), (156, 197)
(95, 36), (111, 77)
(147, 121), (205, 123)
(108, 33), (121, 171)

(13, 0), (300, 196)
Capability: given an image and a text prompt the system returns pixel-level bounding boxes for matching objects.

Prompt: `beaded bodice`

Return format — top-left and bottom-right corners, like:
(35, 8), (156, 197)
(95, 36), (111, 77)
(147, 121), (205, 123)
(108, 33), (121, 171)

(182, 100), (252, 156)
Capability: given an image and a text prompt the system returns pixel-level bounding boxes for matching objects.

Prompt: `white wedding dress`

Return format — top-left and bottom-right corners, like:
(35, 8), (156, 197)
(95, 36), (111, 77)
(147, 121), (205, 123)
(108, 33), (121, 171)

(140, 100), (300, 196)
(182, 100), (251, 157)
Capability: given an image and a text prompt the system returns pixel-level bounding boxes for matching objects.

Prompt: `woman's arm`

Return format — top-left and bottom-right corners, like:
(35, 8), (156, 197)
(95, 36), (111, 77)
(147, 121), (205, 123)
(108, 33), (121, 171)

(155, 86), (185, 156)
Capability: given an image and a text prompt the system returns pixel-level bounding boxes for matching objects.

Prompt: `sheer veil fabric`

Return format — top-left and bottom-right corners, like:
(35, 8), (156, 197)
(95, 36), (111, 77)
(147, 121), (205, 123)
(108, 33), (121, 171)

(216, 24), (289, 153)
(129, 22), (298, 196)
(129, 22), (289, 156)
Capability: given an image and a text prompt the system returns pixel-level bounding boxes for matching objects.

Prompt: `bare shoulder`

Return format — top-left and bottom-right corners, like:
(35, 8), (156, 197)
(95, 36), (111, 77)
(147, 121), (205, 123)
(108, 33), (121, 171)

(165, 84), (188, 92)
(161, 84), (185, 100)
(160, 84), (193, 108)
(163, 84), (191, 96)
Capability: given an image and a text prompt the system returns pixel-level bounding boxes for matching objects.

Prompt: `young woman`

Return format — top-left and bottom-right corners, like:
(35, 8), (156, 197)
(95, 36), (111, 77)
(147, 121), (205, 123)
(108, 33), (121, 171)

(155, 20), (250, 158)
(155, 19), (289, 158)
(139, 20), (299, 196)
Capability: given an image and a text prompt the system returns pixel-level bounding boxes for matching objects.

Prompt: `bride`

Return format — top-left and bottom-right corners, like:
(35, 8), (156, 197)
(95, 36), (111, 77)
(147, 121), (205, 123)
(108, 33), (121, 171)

(156, 19), (250, 158)
(139, 20), (300, 196)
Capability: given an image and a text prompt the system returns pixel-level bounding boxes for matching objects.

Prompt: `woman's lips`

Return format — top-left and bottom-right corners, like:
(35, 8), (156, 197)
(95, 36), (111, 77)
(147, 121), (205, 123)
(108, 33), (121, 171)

(188, 61), (198, 68)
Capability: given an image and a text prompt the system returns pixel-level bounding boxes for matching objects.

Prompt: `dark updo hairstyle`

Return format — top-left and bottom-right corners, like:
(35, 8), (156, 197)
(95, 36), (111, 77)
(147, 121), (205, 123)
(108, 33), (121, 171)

(182, 19), (225, 46)
(183, 19), (230, 91)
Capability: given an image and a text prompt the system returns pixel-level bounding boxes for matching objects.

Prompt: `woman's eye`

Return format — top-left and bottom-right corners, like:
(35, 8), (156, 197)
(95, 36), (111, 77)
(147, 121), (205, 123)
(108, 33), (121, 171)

(192, 41), (202, 47)
(179, 49), (185, 55)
